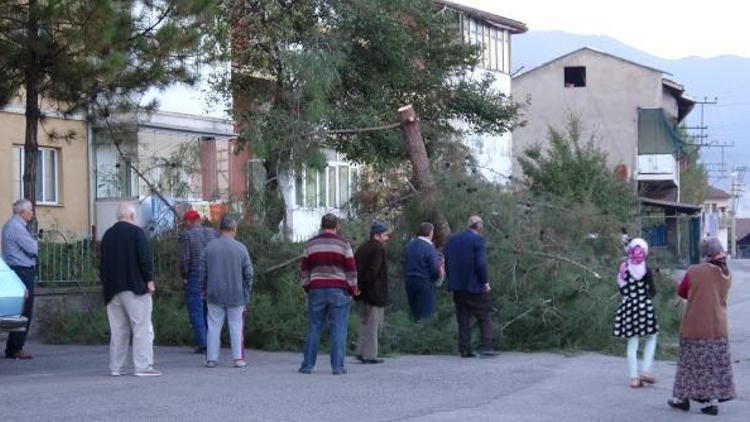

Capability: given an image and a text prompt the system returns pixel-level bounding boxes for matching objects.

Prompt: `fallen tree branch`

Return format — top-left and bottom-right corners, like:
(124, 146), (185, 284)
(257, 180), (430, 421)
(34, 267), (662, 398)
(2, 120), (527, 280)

(262, 255), (303, 274)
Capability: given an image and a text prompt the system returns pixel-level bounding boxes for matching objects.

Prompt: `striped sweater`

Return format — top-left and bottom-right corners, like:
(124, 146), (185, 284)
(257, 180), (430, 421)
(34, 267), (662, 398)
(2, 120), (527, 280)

(301, 232), (358, 295)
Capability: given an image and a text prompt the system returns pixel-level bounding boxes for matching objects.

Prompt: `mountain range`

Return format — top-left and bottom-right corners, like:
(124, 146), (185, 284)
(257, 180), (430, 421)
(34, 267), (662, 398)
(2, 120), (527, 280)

(512, 31), (750, 215)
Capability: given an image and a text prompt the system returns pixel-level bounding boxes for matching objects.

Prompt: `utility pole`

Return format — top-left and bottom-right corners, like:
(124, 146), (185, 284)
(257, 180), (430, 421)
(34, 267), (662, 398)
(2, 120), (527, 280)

(729, 166), (747, 256)
(686, 96), (717, 147)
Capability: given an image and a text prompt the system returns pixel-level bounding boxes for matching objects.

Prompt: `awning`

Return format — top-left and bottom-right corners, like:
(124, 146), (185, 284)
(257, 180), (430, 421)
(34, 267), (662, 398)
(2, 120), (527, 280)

(639, 197), (701, 214)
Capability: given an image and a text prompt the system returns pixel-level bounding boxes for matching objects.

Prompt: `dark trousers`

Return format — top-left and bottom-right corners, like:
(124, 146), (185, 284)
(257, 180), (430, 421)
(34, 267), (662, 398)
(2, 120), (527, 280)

(405, 277), (435, 320)
(5, 266), (35, 357)
(453, 291), (494, 353)
(185, 272), (207, 348)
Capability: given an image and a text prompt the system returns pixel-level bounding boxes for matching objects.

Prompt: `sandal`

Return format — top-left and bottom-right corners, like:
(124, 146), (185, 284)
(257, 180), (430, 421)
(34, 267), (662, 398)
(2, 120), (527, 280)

(629, 378), (643, 388)
(639, 373), (656, 384)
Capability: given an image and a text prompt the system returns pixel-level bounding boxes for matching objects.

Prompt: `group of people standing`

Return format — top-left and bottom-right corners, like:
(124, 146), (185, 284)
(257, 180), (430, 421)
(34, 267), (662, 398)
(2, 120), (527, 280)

(298, 213), (498, 374)
(615, 236), (736, 416)
(98, 202), (255, 376)
(0, 197), (737, 416)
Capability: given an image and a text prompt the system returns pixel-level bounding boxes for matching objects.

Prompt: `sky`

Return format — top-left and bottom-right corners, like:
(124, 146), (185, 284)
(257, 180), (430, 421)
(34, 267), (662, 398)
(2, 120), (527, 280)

(458, 0), (750, 59)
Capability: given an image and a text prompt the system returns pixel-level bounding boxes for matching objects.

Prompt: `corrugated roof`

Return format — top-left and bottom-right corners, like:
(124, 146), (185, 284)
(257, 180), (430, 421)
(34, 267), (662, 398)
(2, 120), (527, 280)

(433, 1), (528, 34)
(513, 47), (670, 79)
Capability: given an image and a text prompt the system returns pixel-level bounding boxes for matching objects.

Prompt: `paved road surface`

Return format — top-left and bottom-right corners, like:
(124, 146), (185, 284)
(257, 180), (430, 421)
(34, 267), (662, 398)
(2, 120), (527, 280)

(1, 261), (748, 421)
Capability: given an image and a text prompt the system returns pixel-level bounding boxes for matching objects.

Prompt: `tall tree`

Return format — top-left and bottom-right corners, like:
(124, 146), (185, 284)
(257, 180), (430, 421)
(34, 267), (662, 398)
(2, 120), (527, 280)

(213, 0), (520, 230)
(0, 0), (217, 229)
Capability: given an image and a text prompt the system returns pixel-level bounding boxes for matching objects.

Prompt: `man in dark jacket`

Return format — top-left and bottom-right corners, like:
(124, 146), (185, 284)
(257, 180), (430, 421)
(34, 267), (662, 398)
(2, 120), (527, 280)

(354, 221), (390, 364)
(403, 222), (442, 320)
(100, 202), (160, 377)
(444, 215), (497, 358)
(179, 209), (217, 354)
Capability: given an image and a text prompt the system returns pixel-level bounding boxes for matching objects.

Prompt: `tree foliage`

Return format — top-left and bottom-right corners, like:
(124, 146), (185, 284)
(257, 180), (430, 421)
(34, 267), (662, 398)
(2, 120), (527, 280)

(212, 0), (521, 228)
(518, 117), (636, 222)
(0, 0), (218, 218)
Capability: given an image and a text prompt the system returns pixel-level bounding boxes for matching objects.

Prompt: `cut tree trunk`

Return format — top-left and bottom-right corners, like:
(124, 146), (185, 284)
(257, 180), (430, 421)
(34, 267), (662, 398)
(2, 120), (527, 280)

(397, 105), (450, 247)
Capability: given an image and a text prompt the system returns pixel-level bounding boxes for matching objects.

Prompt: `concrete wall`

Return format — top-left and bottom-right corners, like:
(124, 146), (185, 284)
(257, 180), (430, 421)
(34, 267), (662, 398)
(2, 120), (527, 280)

(0, 110), (90, 236)
(511, 49), (666, 180)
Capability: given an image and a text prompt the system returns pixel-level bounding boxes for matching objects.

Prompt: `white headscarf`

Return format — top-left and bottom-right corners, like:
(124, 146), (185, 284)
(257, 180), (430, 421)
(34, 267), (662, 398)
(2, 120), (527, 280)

(617, 238), (649, 286)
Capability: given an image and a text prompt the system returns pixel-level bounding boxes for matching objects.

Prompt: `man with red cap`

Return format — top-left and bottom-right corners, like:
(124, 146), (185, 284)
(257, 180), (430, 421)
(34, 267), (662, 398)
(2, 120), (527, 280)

(180, 209), (218, 353)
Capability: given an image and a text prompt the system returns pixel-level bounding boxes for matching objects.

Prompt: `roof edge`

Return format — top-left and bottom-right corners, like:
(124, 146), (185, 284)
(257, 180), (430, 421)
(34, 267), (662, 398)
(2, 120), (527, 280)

(514, 47), (671, 79)
(433, 0), (528, 34)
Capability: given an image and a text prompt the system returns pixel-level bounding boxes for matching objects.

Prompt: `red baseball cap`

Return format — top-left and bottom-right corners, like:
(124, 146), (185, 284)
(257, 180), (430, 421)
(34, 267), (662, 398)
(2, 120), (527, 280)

(183, 209), (201, 221)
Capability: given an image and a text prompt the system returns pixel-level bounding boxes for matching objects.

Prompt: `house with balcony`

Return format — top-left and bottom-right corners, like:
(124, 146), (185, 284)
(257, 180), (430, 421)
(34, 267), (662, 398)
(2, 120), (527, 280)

(91, 111), (239, 237)
(512, 47), (695, 201)
(512, 48), (700, 262)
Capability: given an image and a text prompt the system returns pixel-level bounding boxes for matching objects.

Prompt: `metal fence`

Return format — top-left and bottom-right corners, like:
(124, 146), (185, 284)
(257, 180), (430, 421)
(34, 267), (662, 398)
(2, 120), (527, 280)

(36, 233), (180, 285)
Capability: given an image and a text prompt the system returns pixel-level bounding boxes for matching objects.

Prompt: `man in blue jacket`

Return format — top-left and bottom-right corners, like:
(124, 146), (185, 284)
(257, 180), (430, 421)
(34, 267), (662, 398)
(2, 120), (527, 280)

(403, 222), (442, 320)
(444, 215), (497, 358)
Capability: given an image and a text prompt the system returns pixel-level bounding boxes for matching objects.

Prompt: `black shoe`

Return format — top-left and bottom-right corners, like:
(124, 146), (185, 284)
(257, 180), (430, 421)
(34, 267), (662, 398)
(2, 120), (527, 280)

(361, 358), (384, 364)
(667, 399), (690, 411)
(354, 354), (365, 363)
(194, 346), (207, 354)
(460, 351), (476, 358)
(700, 405), (718, 416)
(478, 350), (499, 358)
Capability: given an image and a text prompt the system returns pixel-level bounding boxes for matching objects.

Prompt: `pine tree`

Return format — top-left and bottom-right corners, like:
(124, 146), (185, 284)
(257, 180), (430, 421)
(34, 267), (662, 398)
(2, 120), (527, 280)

(213, 0), (521, 230)
(0, 0), (217, 228)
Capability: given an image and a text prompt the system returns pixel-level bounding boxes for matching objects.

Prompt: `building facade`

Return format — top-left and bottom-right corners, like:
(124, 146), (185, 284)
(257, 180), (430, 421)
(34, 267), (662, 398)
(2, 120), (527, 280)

(436, 1), (527, 183)
(92, 111), (237, 237)
(0, 100), (90, 238)
(512, 47), (695, 201)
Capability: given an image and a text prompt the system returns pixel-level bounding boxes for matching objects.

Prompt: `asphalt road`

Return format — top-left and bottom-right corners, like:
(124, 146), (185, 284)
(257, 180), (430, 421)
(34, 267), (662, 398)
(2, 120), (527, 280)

(1, 261), (748, 421)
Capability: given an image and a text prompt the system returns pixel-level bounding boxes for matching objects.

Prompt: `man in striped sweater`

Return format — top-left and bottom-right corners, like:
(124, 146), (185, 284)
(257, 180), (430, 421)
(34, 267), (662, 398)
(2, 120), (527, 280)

(299, 213), (358, 375)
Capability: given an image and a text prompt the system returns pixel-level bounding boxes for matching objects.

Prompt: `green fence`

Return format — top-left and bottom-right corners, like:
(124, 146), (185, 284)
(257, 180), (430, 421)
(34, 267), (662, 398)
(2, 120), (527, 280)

(37, 234), (181, 285)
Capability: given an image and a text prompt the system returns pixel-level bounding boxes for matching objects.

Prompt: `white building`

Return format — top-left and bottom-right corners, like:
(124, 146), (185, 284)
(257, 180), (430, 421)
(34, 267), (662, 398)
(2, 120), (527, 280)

(437, 1), (527, 183)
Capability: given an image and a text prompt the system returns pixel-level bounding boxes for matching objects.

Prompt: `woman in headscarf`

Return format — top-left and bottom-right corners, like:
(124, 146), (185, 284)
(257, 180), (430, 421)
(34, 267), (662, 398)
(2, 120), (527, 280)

(613, 238), (659, 388)
(668, 237), (735, 416)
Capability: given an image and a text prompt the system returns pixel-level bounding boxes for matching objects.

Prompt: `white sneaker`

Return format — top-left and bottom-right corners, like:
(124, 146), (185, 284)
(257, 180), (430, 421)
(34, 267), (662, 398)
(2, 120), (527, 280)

(110, 370), (127, 377)
(234, 360), (247, 369)
(134, 367), (162, 377)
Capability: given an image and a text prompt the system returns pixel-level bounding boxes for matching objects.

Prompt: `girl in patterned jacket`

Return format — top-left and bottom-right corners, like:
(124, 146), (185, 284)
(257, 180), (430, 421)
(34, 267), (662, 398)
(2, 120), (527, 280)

(613, 238), (659, 388)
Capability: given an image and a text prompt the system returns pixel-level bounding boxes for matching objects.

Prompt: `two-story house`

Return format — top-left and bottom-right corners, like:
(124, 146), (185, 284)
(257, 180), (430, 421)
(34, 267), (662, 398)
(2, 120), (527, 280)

(512, 47), (695, 202)
(702, 185), (733, 252)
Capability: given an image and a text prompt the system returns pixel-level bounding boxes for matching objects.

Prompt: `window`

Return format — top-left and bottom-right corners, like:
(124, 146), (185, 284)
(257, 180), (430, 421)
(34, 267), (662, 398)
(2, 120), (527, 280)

(13, 146), (59, 204)
(293, 151), (358, 209)
(460, 16), (506, 73)
(564, 66), (586, 87)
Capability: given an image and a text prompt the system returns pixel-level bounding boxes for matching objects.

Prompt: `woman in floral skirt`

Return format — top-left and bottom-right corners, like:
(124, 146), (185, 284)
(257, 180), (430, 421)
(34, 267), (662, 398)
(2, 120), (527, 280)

(668, 236), (735, 416)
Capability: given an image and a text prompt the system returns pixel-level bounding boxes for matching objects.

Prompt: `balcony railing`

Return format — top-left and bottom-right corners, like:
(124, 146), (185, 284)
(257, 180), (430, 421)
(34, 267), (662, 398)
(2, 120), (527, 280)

(637, 154), (677, 184)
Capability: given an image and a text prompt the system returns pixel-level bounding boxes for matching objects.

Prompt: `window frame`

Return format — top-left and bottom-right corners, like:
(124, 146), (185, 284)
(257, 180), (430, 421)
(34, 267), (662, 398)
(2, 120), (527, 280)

(292, 151), (358, 210)
(13, 145), (60, 205)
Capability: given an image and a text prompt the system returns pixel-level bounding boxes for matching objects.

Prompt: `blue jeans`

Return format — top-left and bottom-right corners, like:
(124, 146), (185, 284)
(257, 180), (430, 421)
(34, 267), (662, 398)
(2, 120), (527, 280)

(300, 288), (351, 373)
(185, 272), (207, 348)
(405, 277), (435, 320)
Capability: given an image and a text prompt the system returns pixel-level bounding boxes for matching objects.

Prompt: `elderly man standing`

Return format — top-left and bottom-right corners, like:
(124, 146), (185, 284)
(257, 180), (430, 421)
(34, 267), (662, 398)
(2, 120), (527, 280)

(354, 221), (390, 364)
(2, 199), (38, 360)
(100, 202), (161, 377)
(299, 213), (357, 375)
(444, 215), (497, 358)
(180, 209), (217, 354)
(201, 216), (253, 369)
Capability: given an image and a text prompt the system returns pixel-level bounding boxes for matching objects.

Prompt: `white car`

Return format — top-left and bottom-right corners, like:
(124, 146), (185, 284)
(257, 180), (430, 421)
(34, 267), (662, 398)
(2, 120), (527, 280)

(0, 258), (28, 333)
